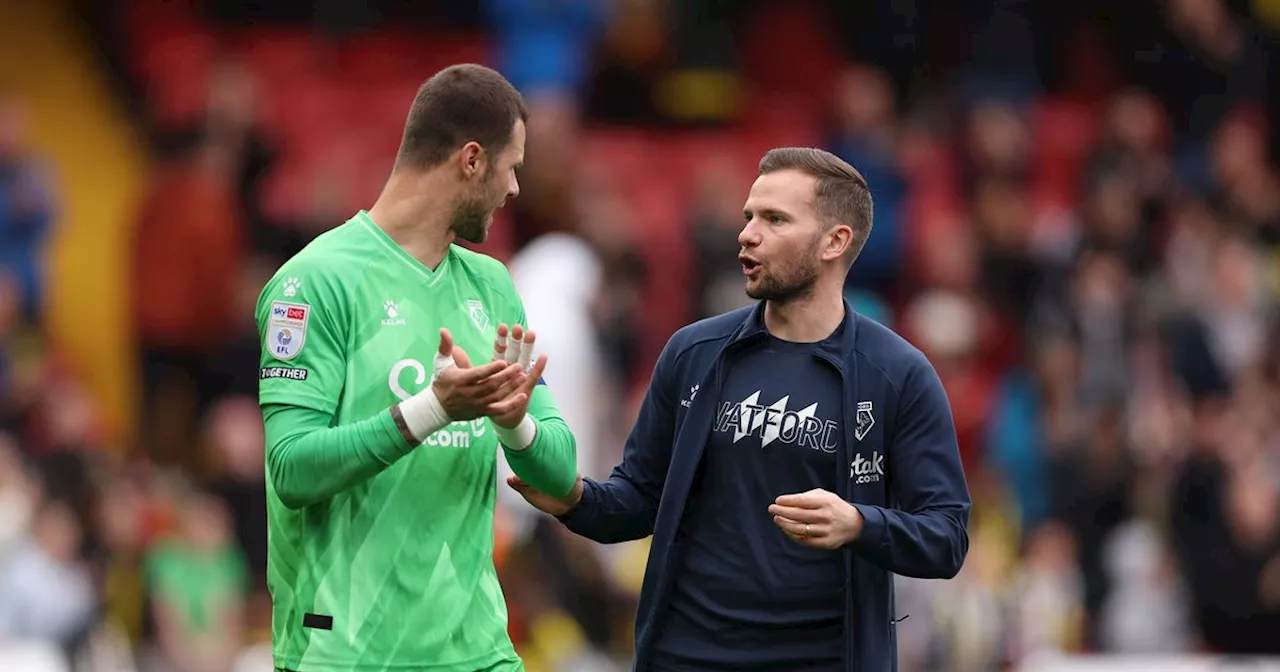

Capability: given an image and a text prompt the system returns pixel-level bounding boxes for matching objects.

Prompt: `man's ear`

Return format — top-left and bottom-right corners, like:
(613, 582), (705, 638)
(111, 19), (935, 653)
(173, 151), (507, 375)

(824, 224), (854, 263)
(458, 141), (486, 179)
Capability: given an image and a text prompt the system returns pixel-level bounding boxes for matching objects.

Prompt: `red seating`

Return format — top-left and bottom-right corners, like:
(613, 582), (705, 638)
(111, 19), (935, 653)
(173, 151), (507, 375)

(133, 26), (219, 123)
(338, 32), (491, 84)
(737, 0), (841, 99)
(234, 27), (324, 82)
(1031, 97), (1101, 213)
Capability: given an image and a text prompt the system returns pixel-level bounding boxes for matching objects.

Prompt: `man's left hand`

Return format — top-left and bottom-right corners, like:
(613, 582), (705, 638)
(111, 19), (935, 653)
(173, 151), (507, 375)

(769, 489), (864, 550)
(488, 324), (549, 428)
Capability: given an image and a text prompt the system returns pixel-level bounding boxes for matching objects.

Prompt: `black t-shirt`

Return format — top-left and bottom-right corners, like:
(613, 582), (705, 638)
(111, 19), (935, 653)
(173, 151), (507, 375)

(651, 330), (847, 671)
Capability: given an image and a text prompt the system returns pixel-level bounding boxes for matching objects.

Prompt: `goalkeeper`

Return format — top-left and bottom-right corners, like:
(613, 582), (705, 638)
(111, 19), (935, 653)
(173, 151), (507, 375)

(256, 64), (577, 672)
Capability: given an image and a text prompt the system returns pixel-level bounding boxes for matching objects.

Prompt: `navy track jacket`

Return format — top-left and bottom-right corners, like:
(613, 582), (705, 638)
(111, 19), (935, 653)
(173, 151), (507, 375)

(559, 301), (972, 672)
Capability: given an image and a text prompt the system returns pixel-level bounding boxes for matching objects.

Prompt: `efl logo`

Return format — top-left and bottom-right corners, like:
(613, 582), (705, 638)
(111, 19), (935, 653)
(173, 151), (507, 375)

(266, 301), (310, 361)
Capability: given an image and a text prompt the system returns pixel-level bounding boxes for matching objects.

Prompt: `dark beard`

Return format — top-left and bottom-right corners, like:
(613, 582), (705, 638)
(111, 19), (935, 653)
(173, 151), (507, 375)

(449, 194), (491, 244)
(746, 251), (821, 304)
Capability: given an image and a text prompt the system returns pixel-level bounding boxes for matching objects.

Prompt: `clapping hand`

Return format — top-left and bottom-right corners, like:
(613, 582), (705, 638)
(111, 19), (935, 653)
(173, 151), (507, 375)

(487, 324), (549, 428)
(429, 328), (525, 421)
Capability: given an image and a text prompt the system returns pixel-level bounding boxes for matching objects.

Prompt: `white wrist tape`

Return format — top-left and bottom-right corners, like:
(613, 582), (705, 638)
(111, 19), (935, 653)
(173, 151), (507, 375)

(495, 415), (538, 451)
(397, 349), (458, 442)
(397, 388), (452, 443)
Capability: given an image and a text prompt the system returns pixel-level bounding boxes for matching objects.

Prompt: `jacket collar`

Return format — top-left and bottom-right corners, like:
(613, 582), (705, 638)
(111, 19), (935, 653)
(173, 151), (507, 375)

(726, 298), (860, 370)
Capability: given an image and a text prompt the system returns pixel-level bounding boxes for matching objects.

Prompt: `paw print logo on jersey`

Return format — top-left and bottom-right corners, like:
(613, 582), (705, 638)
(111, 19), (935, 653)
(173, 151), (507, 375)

(282, 277), (301, 298)
(381, 299), (406, 326)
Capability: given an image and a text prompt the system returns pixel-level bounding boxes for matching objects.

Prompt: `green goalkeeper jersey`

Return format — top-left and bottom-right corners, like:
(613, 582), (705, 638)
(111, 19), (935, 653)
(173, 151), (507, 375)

(256, 211), (577, 672)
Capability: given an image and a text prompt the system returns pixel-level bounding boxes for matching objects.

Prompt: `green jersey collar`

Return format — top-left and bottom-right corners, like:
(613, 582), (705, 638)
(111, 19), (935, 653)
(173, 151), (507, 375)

(356, 210), (452, 288)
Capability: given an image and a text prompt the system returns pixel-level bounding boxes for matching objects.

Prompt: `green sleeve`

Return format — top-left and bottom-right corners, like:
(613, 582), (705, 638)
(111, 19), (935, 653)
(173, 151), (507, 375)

(262, 403), (415, 509)
(494, 269), (578, 498)
(501, 385), (578, 498)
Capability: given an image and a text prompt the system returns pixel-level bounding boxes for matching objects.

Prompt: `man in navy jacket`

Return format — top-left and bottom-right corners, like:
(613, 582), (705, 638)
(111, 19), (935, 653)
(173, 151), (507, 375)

(510, 147), (971, 672)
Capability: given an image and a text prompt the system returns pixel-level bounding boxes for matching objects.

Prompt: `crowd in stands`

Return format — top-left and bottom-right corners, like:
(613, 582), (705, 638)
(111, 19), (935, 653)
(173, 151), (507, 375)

(0, 0), (1279, 670)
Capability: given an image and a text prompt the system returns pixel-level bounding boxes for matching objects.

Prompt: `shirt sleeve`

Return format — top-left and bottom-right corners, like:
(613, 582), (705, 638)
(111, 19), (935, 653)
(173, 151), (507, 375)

(257, 262), (350, 415)
(497, 282), (579, 498)
(262, 403), (414, 510)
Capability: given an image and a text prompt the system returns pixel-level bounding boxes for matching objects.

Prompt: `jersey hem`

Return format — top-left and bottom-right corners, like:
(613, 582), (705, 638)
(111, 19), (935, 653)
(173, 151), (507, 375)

(273, 648), (519, 672)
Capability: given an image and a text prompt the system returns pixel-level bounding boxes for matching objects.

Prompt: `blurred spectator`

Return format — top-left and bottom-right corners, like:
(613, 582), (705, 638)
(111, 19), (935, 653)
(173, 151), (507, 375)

(131, 137), (245, 468)
(584, 0), (669, 124)
(903, 289), (995, 467)
(1091, 88), (1171, 216)
(153, 56), (277, 256)
(1012, 520), (1084, 658)
(963, 101), (1031, 189)
(829, 64), (906, 293)
(484, 0), (611, 102)
(1170, 393), (1280, 654)
(930, 519), (1011, 671)
(577, 181), (648, 388)
(91, 469), (149, 653)
(1160, 0), (1269, 161)
(0, 94), (56, 322)
(0, 498), (95, 648)
(689, 155), (754, 320)
(0, 435), (34, 559)
(203, 396), (266, 584)
(1051, 404), (1136, 648)
(986, 333), (1081, 531)
(970, 174), (1040, 326)
(143, 490), (248, 672)
(1098, 518), (1192, 653)
(1208, 106), (1280, 250)
(503, 224), (606, 534)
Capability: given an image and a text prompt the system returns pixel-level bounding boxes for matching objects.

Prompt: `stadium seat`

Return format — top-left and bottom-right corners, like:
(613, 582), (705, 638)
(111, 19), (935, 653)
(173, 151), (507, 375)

(1031, 97), (1100, 209)
(627, 180), (692, 367)
(580, 128), (655, 185)
(338, 32), (490, 84)
(235, 27), (323, 82)
(737, 0), (841, 99)
(258, 79), (352, 152)
(132, 26), (219, 123)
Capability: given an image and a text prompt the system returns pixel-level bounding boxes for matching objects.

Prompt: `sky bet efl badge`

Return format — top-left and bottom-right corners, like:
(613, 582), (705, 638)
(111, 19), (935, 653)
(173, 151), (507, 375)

(268, 301), (309, 361)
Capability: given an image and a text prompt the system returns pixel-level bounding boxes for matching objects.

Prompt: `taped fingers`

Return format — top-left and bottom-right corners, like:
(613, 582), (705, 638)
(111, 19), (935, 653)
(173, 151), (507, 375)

(496, 325), (537, 370)
(501, 324), (520, 364)
(517, 330), (535, 370)
(432, 350), (456, 380)
(493, 324), (510, 362)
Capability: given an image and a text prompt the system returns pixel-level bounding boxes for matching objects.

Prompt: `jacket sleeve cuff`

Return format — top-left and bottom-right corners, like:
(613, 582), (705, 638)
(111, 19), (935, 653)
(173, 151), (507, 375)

(845, 504), (888, 551)
(556, 478), (597, 531)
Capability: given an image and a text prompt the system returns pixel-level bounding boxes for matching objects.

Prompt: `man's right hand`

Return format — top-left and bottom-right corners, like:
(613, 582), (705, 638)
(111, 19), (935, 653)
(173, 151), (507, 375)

(431, 328), (527, 421)
(507, 474), (584, 517)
